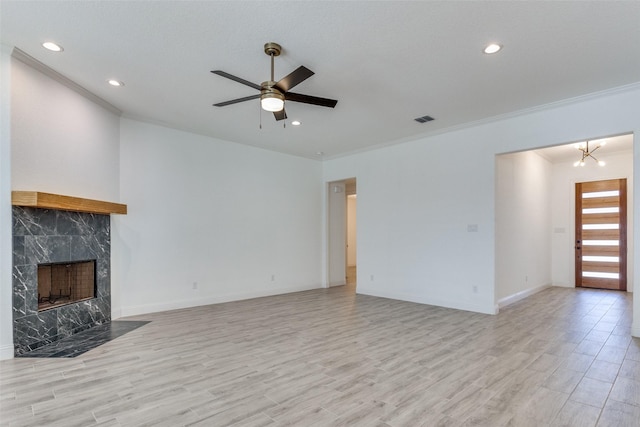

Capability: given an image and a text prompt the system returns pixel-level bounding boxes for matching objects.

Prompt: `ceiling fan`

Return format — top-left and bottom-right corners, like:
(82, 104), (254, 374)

(211, 42), (338, 121)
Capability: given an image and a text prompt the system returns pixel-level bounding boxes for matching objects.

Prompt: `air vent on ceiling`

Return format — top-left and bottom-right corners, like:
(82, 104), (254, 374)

(414, 115), (434, 123)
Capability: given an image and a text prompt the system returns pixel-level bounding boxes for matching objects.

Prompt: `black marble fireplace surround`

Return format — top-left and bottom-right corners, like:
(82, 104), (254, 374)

(12, 206), (111, 355)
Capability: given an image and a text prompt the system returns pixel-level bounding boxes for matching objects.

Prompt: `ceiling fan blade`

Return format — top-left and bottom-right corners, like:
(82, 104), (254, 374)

(285, 92), (338, 108)
(276, 66), (314, 92)
(273, 108), (287, 121)
(211, 70), (261, 91)
(213, 94), (260, 107)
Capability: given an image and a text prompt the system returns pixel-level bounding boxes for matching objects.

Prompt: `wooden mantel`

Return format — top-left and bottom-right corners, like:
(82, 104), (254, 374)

(12, 191), (127, 215)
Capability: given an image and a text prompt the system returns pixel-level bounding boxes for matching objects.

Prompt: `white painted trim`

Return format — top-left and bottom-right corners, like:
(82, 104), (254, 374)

(632, 325), (640, 339)
(550, 282), (575, 289)
(497, 283), (552, 309)
(357, 288), (497, 315)
(0, 344), (14, 360)
(11, 48), (122, 116)
(120, 284), (320, 317)
(323, 82), (640, 161)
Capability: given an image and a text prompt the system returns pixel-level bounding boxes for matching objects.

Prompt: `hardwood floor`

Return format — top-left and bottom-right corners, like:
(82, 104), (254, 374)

(1, 286), (639, 426)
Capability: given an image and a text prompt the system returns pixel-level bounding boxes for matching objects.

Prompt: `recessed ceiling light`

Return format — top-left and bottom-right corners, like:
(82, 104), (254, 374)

(291, 120), (301, 126)
(42, 41), (63, 52)
(107, 79), (124, 87)
(483, 43), (502, 54)
(316, 151), (324, 156)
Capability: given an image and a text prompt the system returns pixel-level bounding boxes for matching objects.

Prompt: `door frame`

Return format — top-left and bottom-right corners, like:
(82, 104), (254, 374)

(575, 178), (627, 290)
(327, 180), (347, 287)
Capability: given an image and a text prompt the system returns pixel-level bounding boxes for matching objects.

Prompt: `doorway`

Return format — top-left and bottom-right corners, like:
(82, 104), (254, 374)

(575, 178), (627, 290)
(327, 178), (357, 289)
(495, 134), (633, 304)
(346, 183), (357, 288)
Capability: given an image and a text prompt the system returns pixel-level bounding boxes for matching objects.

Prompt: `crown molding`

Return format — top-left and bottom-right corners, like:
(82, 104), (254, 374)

(11, 47), (122, 116)
(324, 82), (640, 161)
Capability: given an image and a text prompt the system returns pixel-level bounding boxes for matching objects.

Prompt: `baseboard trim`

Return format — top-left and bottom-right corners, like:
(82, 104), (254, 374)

(329, 280), (346, 287)
(0, 343), (14, 360)
(632, 325), (640, 339)
(356, 288), (497, 315)
(120, 284), (320, 317)
(111, 308), (122, 320)
(497, 284), (552, 309)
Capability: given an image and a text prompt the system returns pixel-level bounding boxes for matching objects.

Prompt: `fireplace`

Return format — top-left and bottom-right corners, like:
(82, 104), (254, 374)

(12, 207), (111, 355)
(11, 192), (126, 356)
(38, 260), (96, 311)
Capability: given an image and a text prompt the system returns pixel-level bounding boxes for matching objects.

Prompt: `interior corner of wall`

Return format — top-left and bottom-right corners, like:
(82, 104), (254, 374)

(0, 44), (13, 55)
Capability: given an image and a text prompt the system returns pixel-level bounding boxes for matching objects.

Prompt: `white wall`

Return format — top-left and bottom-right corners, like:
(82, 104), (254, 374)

(550, 150), (633, 291)
(634, 142), (640, 338)
(324, 136), (497, 314)
(116, 118), (323, 316)
(347, 195), (357, 267)
(0, 45), (14, 359)
(1, 55), (121, 359)
(10, 58), (120, 201)
(324, 85), (640, 317)
(496, 151), (552, 304)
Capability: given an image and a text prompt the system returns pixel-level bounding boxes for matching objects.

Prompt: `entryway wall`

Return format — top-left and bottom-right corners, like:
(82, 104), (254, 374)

(495, 141), (633, 308)
(495, 150), (552, 305)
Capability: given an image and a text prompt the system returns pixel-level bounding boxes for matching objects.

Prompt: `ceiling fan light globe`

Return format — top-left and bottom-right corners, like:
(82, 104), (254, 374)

(261, 91), (285, 112)
(261, 98), (284, 112)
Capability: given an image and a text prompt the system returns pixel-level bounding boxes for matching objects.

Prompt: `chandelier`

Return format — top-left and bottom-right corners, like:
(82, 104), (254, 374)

(573, 140), (606, 167)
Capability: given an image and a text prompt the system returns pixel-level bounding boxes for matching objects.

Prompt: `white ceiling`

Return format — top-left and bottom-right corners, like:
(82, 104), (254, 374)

(2, 1), (639, 160)
(533, 133), (633, 164)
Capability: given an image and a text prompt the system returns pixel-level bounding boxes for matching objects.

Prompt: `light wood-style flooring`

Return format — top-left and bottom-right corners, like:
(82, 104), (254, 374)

(1, 286), (639, 426)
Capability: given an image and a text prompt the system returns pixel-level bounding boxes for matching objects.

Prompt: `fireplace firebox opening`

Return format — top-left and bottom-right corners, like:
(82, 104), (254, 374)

(37, 260), (97, 311)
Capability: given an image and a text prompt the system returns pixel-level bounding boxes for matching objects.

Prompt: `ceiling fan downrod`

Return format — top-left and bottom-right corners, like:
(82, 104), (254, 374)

(264, 42), (281, 82)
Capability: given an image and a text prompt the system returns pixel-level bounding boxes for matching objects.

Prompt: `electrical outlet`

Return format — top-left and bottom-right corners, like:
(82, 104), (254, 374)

(370, 275), (374, 281)
(271, 274), (275, 282)
(192, 282), (198, 290)
(473, 285), (478, 293)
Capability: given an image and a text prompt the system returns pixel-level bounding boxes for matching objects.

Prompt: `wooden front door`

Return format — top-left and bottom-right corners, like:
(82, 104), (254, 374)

(575, 179), (627, 290)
